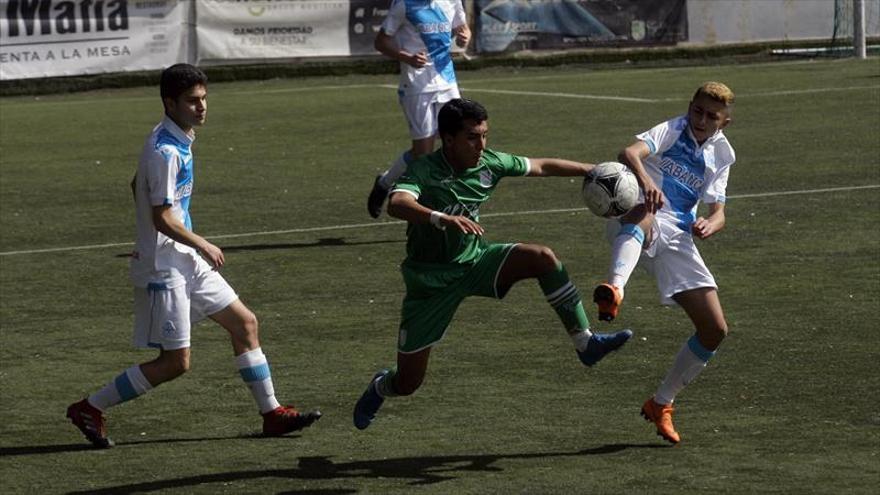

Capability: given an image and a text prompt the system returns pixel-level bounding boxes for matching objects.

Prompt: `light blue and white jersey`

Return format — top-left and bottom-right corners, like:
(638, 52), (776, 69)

(130, 116), (199, 289)
(637, 115), (736, 232)
(382, 0), (467, 96)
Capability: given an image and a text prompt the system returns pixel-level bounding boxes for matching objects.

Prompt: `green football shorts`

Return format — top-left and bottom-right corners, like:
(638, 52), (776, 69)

(397, 243), (517, 353)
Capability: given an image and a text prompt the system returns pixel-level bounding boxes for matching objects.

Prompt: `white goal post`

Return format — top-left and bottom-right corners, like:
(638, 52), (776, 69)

(854, 0), (867, 59)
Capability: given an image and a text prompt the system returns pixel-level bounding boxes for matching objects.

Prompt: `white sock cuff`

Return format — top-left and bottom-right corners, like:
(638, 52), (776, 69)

(236, 347), (267, 369)
(570, 329), (594, 351)
(380, 151), (412, 187)
(125, 365), (153, 393)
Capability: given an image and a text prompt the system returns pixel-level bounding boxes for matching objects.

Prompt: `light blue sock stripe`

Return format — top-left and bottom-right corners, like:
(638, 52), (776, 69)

(114, 372), (139, 402)
(687, 334), (715, 362)
(239, 363), (271, 382)
(619, 224), (645, 244)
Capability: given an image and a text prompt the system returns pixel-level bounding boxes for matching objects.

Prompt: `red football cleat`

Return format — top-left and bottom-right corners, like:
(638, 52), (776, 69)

(262, 405), (322, 436)
(66, 399), (114, 449)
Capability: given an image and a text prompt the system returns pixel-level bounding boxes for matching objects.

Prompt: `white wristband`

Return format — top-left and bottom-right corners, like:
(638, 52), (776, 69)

(430, 210), (447, 230)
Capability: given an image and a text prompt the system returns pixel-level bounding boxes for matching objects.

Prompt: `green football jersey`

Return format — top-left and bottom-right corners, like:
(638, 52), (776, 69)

(391, 148), (529, 265)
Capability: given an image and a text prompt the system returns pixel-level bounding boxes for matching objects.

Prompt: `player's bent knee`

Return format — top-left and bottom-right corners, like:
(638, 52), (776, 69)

(159, 351), (190, 377)
(534, 245), (559, 272)
(242, 311), (259, 336)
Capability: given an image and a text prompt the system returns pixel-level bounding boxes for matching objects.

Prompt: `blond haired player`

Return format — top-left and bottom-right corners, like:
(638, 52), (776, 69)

(593, 82), (736, 444)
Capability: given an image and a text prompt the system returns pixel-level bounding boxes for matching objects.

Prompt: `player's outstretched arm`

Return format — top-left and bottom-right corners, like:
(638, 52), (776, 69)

(692, 202), (726, 240)
(527, 158), (594, 177)
(387, 192), (483, 236)
(619, 141), (664, 213)
(152, 205), (225, 268)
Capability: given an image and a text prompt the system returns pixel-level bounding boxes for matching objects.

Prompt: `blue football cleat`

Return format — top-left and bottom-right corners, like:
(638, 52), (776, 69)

(353, 369), (388, 430)
(577, 329), (633, 366)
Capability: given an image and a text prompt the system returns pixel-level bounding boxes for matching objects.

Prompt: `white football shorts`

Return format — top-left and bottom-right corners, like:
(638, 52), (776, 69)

(606, 216), (717, 305)
(399, 87), (460, 139)
(133, 257), (238, 350)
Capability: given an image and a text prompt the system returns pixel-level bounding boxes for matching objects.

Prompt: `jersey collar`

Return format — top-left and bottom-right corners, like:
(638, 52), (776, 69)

(162, 115), (196, 144)
(685, 121), (723, 149)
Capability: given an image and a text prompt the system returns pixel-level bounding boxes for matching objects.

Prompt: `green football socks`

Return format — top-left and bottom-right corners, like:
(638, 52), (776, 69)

(539, 263), (591, 335)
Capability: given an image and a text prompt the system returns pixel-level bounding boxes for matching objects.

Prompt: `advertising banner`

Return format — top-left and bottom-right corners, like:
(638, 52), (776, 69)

(348, 0), (390, 56)
(196, 0), (356, 61)
(475, 0), (687, 53)
(0, 0), (189, 80)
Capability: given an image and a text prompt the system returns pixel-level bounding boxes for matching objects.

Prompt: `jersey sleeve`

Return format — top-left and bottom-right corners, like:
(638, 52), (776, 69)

(452, 0), (467, 29)
(391, 161), (424, 200)
(146, 146), (180, 207)
(703, 142), (736, 204)
(484, 150), (530, 178)
(635, 116), (684, 155)
(381, 0), (406, 36)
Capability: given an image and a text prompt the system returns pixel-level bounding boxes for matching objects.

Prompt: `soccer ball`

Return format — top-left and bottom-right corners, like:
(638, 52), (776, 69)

(582, 162), (640, 218)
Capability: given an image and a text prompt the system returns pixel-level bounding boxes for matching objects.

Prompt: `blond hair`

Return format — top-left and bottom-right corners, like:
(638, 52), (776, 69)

(693, 82), (735, 106)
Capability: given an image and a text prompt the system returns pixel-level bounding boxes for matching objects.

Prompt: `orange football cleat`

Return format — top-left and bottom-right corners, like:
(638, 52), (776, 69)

(641, 397), (680, 444)
(593, 283), (623, 322)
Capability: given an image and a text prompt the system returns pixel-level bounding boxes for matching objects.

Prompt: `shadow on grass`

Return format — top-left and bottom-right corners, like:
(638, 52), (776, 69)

(113, 237), (404, 257)
(64, 443), (667, 494)
(0, 433), (270, 456)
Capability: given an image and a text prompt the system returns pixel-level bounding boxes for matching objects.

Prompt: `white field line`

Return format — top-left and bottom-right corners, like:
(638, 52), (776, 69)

(657, 85), (880, 102)
(1, 184), (877, 257)
(459, 85), (879, 103)
(458, 87), (657, 102)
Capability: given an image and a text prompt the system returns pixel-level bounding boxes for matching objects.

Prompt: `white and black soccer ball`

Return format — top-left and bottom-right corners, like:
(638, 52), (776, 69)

(582, 161), (640, 218)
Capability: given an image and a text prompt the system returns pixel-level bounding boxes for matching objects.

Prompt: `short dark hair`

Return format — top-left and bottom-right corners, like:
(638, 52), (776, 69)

(438, 98), (488, 137)
(160, 63), (207, 101)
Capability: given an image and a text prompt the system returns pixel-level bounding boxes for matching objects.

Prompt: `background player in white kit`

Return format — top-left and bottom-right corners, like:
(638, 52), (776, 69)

(366, 0), (470, 218)
(592, 82), (736, 444)
(66, 64), (320, 448)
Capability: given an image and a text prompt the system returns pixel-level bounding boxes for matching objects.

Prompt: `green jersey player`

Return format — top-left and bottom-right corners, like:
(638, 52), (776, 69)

(353, 98), (633, 430)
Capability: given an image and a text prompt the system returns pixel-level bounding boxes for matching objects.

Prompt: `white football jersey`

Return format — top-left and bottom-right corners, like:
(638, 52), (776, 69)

(382, 0), (467, 96)
(130, 116), (199, 289)
(636, 115), (736, 232)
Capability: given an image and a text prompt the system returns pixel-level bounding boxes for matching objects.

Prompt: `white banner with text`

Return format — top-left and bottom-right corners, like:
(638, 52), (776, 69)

(196, 0), (353, 61)
(0, 0), (190, 81)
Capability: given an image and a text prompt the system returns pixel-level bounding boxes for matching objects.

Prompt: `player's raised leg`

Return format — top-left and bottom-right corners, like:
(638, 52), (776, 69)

(496, 244), (632, 366)
(354, 348), (431, 430)
(210, 300), (321, 436)
(595, 206), (653, 321)
(642, 287), (727, 444)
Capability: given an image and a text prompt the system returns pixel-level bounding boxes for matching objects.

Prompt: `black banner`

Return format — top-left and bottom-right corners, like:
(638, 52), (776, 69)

(348, 0), (390, 55)
(475, 0), (687, 54)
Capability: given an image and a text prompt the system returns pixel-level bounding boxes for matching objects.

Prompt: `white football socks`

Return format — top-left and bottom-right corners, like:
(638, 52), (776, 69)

(88, 365), (153, 411)
(378, 151), (413, 189)
(654, 335), (716, 405)
(607, 224), (645, 291)
(236, 347), (282, 414)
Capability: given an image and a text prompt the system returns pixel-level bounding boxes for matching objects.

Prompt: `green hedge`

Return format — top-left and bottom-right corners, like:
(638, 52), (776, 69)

(2, 38), (877, 97)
